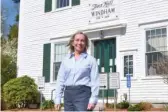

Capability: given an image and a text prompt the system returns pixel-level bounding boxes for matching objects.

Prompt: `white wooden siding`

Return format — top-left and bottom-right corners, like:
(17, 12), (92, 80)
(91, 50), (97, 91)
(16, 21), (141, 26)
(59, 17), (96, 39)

(18, 0), (168, 102)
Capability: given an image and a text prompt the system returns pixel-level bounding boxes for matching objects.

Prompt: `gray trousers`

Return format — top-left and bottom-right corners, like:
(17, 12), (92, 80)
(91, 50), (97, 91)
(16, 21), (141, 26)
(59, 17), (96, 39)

(64, 85), (91, 111)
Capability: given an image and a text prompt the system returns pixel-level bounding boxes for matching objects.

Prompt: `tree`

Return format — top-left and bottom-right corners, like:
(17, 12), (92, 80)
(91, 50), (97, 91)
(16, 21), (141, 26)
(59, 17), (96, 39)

(1, 54), (16, 86)
(1, 5), (19, 87)
(8, 24), (18, 40)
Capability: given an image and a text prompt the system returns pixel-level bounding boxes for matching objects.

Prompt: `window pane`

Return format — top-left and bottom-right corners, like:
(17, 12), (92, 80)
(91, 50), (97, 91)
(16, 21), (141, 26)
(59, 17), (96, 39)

(124, 67), (128, 76)
(54, 43), (68, 81)
(129, 55), (133, 60)
(124, 56), (128, 66)
(146, 53), (152, 64)
(156, 29), (161, 35)
(60, 0), (63, 7)
(151, 30), (155, 37)
(129, 61), (133, 66)
(56, 0), (69, 8)
(129, 67), (133, 74)
(146, 31), (150, 41)
(53, 62), (61, 80)
(162, 28), (167, 35)
(146, 28), (167, 53)
(66, 0), (69, 6)
(59, 45), (62, 54)
(146, 51), (168, 75)
(56, 45), (59, 54)
(148, 64), (157, 75)
(146, 42), (151, 52)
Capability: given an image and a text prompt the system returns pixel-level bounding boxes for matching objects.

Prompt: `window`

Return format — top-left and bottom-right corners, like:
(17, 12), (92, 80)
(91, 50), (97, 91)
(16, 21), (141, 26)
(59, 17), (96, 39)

(124, 55), (133, 77)
(53, 43), (68, 81)
(146, 27), (168, 76)
(45, 0), (80, 12)
(53, 0), (80, 10)
(56, 0), (69, 8)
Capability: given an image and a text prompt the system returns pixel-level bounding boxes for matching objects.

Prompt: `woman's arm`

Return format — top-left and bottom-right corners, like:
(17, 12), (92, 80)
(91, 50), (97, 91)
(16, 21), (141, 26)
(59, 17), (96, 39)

(89, 57), (99, 104)
(54, 61), (66, 104)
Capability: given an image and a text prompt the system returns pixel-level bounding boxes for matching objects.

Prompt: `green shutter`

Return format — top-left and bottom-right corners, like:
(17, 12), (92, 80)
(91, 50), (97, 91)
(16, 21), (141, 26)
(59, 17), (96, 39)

(43, 43), (51, 82)
(45, 0), (52, 12)
(72, 0), (80, 6)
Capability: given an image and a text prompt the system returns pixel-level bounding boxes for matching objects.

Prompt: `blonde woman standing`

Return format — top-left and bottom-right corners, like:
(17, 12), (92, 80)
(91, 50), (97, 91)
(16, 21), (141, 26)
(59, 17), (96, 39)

(54, 32), (99, 111)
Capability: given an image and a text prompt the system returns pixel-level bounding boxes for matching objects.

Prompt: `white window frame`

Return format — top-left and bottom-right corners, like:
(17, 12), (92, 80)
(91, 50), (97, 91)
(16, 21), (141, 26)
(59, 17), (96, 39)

(123, 55), (134, 77)
(120, 51), (136, 80)
(139, 21), (168, 79)
(52, 0), (72, 11)
(145, 27), (168, 76)
(50, 42), (68, 83)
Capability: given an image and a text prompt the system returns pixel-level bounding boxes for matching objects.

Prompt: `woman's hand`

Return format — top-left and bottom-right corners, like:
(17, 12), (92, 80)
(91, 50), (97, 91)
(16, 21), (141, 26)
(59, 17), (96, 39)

(55, 104), (61, 111)
(87, 103), (95, 110)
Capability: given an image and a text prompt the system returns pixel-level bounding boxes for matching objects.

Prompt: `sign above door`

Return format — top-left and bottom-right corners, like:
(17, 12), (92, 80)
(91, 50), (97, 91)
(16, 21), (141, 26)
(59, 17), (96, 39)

(89, 0), (118, 24)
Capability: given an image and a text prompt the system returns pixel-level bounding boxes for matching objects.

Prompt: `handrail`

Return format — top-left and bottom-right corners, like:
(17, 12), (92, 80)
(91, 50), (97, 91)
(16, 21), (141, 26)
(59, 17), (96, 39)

(51, 89), (56, 100)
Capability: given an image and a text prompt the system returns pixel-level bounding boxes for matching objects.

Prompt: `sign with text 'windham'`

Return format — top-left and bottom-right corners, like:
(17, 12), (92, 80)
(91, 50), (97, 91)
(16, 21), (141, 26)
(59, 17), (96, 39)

(89, 0), (118, 23)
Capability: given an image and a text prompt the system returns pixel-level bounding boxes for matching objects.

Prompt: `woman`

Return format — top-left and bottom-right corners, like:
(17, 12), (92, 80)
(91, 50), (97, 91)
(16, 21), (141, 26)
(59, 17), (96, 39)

(54, 32), (99, 111)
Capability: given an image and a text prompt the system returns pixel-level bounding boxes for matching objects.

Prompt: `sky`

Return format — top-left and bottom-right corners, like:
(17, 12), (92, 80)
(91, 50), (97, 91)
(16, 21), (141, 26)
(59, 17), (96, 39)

(2, 0), (19, 35)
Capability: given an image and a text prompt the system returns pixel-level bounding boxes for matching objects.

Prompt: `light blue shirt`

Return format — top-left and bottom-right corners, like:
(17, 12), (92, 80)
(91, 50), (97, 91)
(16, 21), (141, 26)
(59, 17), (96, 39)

(55, 52), (99, 105)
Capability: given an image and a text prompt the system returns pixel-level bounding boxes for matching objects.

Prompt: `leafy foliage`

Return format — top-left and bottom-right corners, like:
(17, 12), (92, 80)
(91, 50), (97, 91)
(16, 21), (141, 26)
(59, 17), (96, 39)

(128, 104), (143, 111)
(40, 100), (55, 110)
(15, 14), (19, 22)
(1, 37), (18, 88)
(1, 38), (17, 62)
(1, 54), (16, 86)
(8, 24), (18, 40)
(117, 101), (130, 109)
(3, 76), (39, 109)
(1, 16), (18, 88)
(128, 102), (152, 111)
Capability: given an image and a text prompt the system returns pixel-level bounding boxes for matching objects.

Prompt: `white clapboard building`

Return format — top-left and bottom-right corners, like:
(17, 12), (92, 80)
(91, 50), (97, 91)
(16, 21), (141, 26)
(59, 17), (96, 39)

(18, 0), (168, 104)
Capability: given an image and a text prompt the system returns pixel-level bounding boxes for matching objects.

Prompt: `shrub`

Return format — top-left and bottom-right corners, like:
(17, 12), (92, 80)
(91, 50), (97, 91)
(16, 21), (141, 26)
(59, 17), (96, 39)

(117, 101), (129, 109)
(128, 104), (143, 111)
(164, 104), (168, 111)
(1, 98), (7, 110)
(40, 100), (54, 110)
(3, 75), (39, 109)
(107, 103), (114, 108)
(61, 103), (64, 107)
(139, 102), (152, 110)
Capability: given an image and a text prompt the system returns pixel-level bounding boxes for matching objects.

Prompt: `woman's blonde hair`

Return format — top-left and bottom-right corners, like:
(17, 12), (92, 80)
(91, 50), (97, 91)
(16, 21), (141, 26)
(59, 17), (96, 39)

(67, 32), (89, 53)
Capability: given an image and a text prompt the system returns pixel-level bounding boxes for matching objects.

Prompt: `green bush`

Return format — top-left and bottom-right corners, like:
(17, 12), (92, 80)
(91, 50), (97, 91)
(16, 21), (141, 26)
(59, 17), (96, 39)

(117, 101), (130, 109)
(128, 102), (153, 111)
(128, 104), (143, 111)
(3, 75), (39, 109)
(40, 100), (54, 110)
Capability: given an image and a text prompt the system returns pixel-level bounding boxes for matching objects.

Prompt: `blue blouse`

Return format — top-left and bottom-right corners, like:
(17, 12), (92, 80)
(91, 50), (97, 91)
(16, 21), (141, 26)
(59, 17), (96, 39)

(55, 52), (99, 105)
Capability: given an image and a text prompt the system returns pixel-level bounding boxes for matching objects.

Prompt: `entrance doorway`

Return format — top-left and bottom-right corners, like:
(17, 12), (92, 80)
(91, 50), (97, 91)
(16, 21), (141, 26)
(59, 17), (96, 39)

(94, 38), (116, 97)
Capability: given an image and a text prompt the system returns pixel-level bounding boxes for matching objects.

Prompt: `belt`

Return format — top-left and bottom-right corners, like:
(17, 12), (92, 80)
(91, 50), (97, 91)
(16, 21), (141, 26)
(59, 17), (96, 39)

(65, 85), (90, 90)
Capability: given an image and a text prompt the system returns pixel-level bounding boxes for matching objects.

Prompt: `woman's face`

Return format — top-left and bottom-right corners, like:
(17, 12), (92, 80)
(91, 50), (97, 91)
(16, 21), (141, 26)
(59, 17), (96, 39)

(73, 34), (86, 53)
